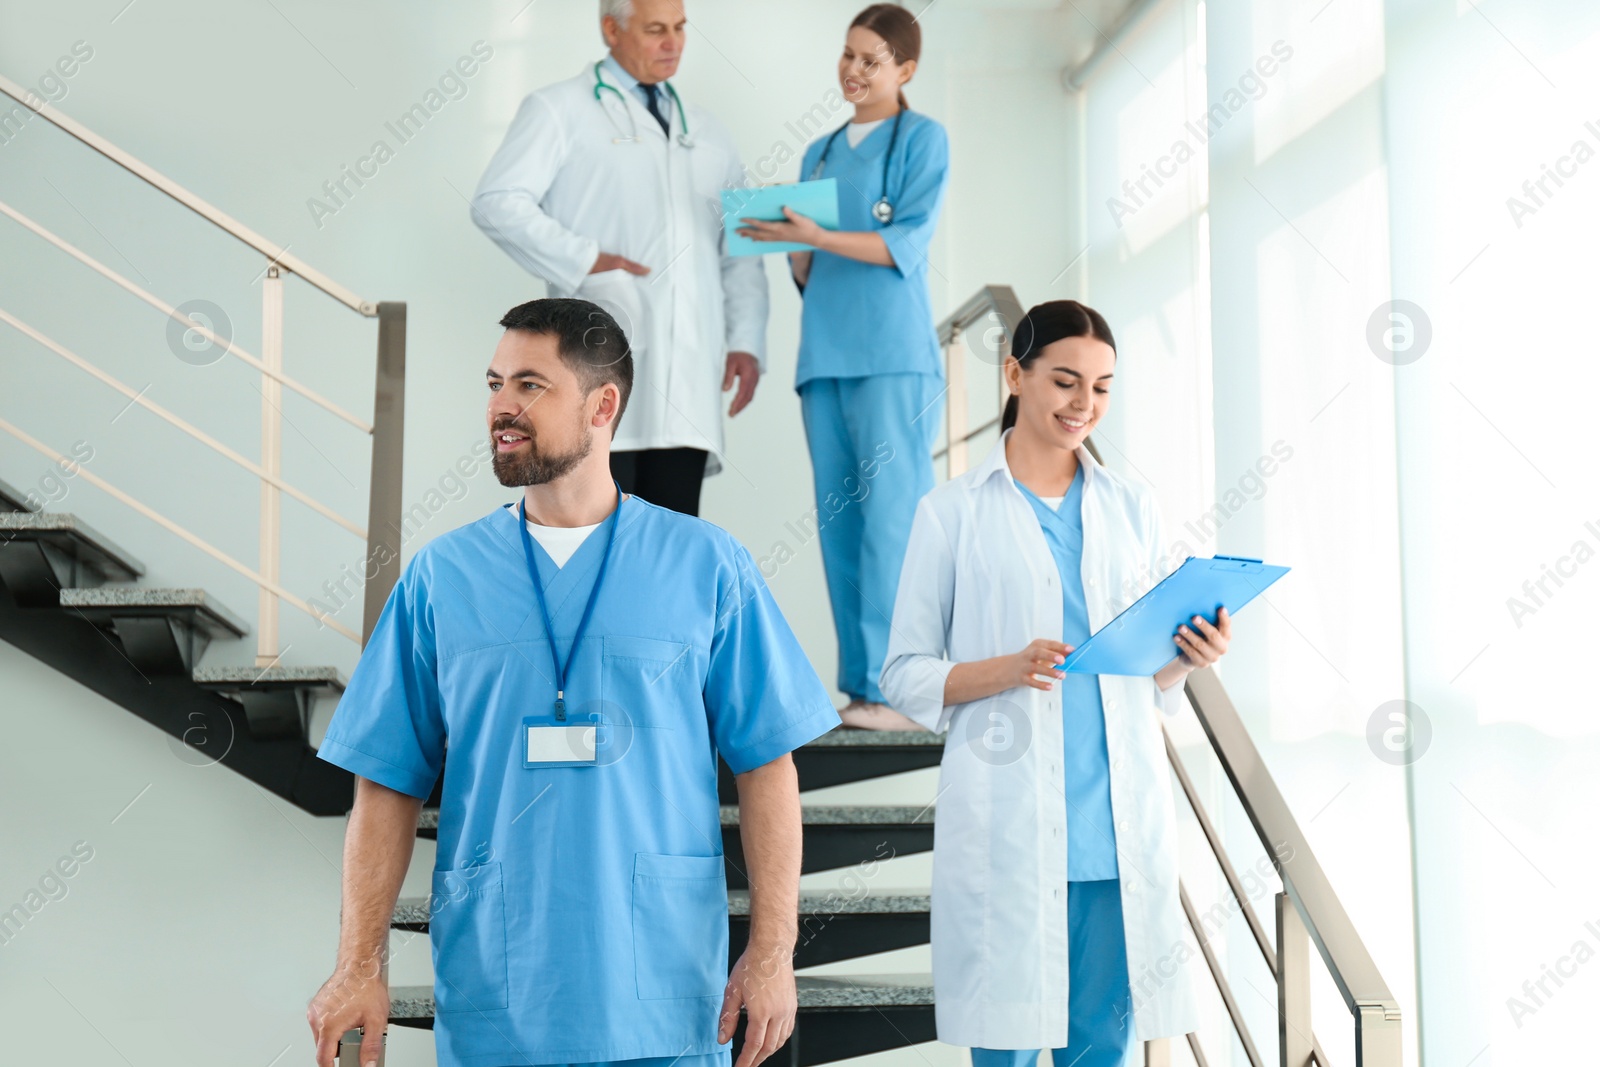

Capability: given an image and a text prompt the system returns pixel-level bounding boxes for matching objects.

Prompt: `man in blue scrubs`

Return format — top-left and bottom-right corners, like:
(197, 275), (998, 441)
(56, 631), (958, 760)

(305, 298), (843, 1067)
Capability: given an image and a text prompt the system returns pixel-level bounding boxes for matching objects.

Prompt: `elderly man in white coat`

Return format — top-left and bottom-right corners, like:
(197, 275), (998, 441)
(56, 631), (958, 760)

(471, 0), (766, 517)
(882, 300), (1229, 1063)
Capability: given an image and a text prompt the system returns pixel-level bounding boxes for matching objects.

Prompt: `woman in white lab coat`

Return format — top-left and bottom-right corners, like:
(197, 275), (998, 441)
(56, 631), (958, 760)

(880, 301), (1232, 1064)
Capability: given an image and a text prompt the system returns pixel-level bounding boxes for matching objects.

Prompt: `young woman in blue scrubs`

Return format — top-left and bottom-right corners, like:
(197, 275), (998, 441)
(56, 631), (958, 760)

(880, 302), (1233, 1064)
(737, 4), (949, 731)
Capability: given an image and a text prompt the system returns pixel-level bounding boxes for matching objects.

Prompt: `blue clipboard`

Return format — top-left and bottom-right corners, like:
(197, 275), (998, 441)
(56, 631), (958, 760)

(1060, 555), (1290, 676)
(721, 179), (840, 256)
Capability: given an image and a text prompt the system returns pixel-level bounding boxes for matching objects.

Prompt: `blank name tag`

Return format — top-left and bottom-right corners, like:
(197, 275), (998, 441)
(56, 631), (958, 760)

(525, 724), (597, 765)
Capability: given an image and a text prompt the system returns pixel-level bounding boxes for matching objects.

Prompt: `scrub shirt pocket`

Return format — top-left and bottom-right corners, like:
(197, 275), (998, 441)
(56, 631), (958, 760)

(429, 862), (509, 1013)
(602, 634), (693, 730)
(632, 852), (728, 1000)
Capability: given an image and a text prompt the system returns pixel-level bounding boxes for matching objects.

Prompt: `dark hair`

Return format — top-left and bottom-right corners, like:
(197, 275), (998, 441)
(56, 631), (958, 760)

(1000, 300), (1117, 433)
(850, 4), (921, 111)
(498, 297), (634, 430)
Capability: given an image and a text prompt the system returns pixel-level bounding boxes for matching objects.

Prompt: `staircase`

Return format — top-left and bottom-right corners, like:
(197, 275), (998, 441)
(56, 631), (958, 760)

(0, 73), (1404, 1067)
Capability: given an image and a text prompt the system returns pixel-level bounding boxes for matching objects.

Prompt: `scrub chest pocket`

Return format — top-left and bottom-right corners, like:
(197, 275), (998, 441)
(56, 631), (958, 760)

(430, 862), (509, 1012)
(632, 852), (728, 999)
(601, 634), (693, 731)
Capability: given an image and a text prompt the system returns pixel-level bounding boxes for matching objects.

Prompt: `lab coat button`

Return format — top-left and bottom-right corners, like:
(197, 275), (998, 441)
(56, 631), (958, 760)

(1088, 578), (1097, 587)
(1107, 699), (1117, 710)
(1111, 759), (1123, 770)
(1118, 820), (1130, 831)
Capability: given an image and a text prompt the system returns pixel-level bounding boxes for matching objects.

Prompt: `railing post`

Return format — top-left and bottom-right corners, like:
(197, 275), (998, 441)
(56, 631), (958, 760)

(1276, 892), (1314, 1067)
(362, 301), (406, 647)
(256, 264), (283, 665)
(1355, 1001), (1403, 1067)
(945, 333), (968, 476)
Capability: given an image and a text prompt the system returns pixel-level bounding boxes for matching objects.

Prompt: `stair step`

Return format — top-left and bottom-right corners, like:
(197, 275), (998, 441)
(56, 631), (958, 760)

(1, 575), (355, 814)
(718, 726), (947, 802)
(416, 804), (935, 888)
(416, 802), (934, 832)
(0, 477), (40, 513)
(61, 586), (248, 674)
(387, 974), (937, 1062)
(193, 666), (346, 741)
(393, 887), (929, 927)
(729, 888), (931, 916)
(0, 512), (144, 606)
(393, 888), (931, 968)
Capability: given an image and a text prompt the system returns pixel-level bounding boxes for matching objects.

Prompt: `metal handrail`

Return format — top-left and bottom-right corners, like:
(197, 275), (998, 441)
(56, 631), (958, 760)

(1, 70), (407, 659)
(0, 73), (375, 316)
(1165, 726), (1334, 1067)
(0, 307), (366, 539)
(934, 285), (1403, 1067)
(0, 416), (360, 642)
(935, 283), (1027, 348)
(1183, 669), (1403, 1058)
(932, 284), (1025, 474)
(0, 198), (373, 432)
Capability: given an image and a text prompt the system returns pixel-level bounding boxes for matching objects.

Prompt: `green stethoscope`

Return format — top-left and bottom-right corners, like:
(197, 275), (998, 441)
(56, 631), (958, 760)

(592, 60), (693, 148)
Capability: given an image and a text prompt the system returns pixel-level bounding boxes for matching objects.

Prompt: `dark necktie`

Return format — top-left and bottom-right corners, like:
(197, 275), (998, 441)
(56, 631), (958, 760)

(640, 82), (670, 136)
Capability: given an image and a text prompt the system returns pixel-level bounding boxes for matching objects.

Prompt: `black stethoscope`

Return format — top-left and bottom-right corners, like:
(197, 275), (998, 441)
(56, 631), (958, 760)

(809, 107), (906, 224)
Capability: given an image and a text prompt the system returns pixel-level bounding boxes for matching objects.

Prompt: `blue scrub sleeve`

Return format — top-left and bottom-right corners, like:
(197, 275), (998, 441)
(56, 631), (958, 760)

(316, 552), (447, 799)
(705, 540), (840, 775)
(880, 120), (950, 279)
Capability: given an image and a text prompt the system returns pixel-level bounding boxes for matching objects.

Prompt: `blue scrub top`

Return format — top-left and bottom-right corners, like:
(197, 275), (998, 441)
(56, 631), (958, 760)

(794, 110), (950, 390)
(1016, 468), (1120, 881)
(318, 494), (841, 1067)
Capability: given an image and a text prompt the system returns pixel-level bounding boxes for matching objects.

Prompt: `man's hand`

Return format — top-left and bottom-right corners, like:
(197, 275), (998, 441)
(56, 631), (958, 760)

(719, 941), (798, 1067)
(307, 959), (389, 1067)
(723, 352), (760, 416)
(590, 251), (650, 275)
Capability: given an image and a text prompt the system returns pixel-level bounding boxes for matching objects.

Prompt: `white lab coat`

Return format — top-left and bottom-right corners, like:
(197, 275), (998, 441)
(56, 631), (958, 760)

(880, 429), (1201, 1047)
(470, 60), (768, 475)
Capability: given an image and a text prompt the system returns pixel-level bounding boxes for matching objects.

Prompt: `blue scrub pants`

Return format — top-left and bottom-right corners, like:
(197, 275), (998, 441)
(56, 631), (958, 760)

(969, 880), (1135, 1067)
(798, 372), (942, 704)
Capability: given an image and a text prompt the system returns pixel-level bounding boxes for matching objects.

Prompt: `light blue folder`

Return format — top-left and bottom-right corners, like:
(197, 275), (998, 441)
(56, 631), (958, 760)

(1061, 555), (1290, 676)
(721, 179), (840, 256)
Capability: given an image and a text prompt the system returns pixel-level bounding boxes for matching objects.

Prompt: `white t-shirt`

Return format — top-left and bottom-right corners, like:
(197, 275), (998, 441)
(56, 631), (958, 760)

(526, 519), (599, 567)
(503, 503), (600, 568)
(846, 117), (886, 147)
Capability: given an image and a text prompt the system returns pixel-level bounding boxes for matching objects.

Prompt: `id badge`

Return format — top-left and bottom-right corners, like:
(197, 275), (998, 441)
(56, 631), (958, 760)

(523, 718), (597, 766)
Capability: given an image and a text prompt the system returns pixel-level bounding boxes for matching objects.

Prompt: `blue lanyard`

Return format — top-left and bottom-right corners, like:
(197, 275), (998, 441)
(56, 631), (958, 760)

(517, 485), (623, 721)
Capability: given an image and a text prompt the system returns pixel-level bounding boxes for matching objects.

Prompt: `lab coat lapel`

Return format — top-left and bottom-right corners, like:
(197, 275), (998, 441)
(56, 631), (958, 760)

(972, 431), (1064, 636)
